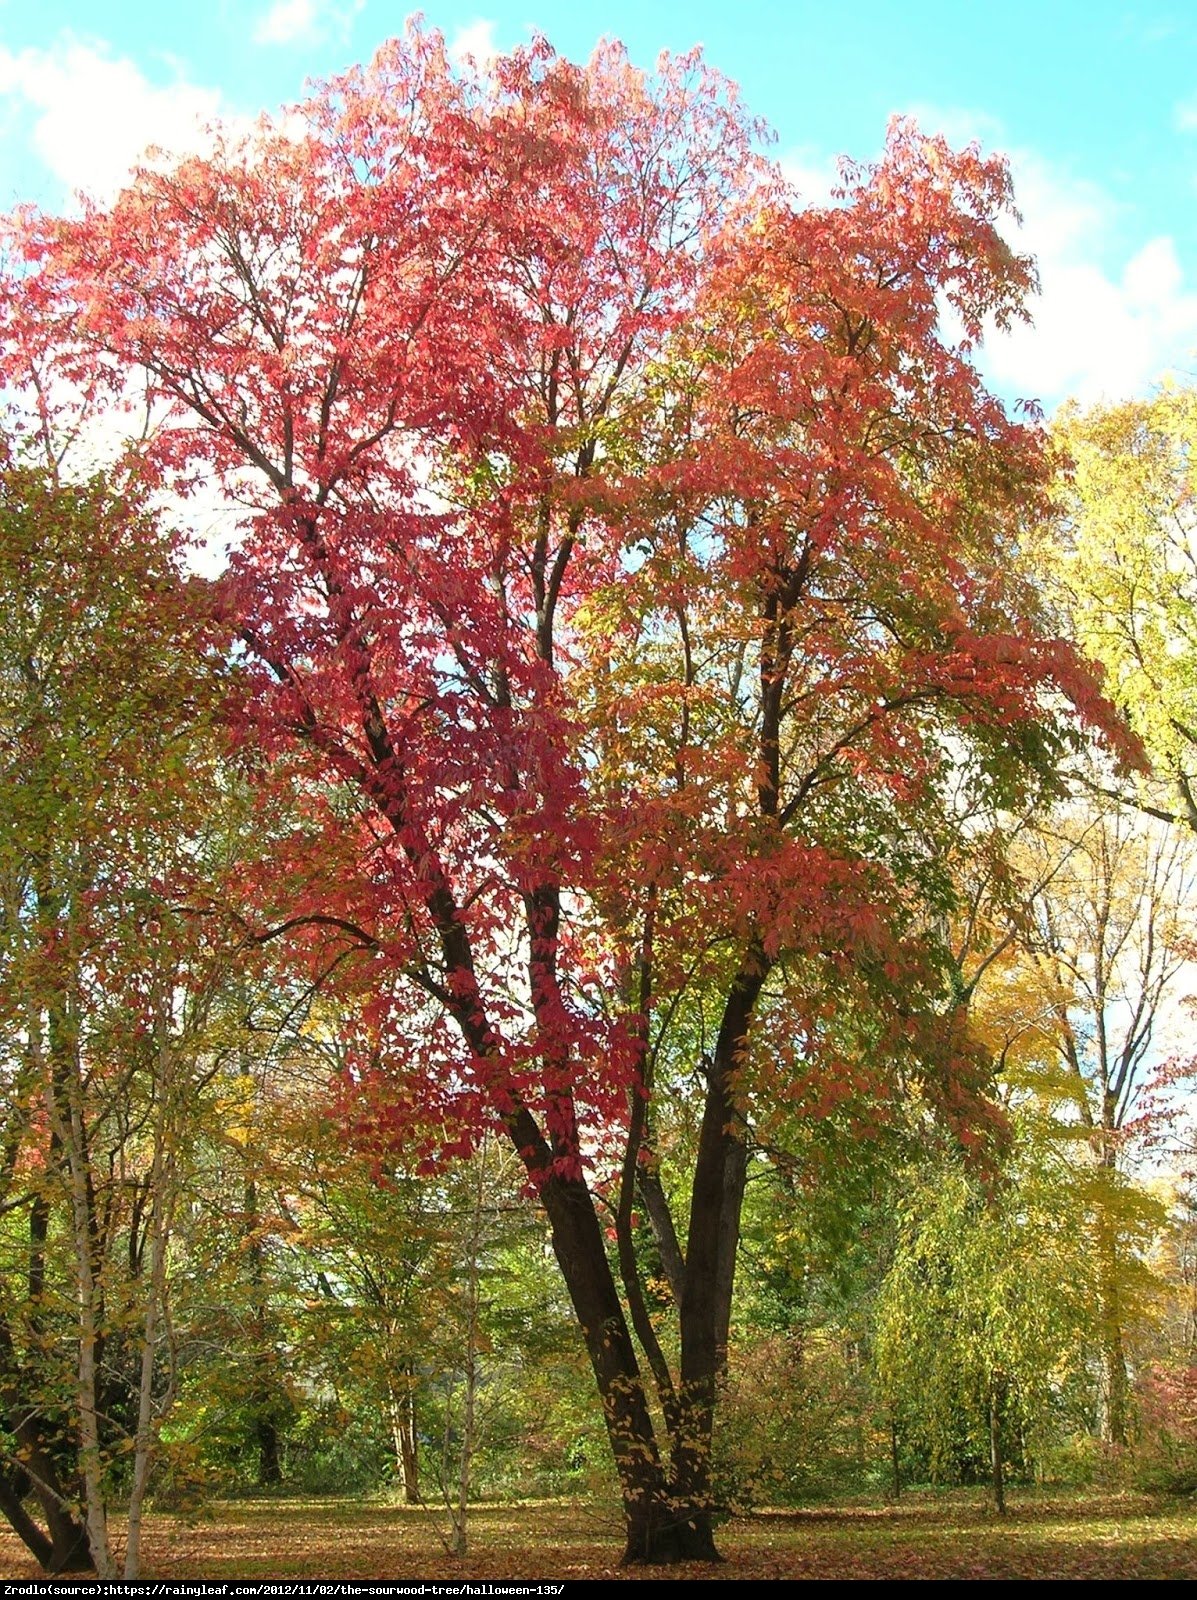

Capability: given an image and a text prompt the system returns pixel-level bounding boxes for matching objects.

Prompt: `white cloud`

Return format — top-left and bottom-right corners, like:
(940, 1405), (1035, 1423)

(981, 150), (1197, 409)
(448, 19), (500, 69)
(0, 37), (223, 205)
(862, 105), (1197, 411)
(254, 0), (319, 46)
(778, 147), (839, 206)
(253, 0), (363, 48)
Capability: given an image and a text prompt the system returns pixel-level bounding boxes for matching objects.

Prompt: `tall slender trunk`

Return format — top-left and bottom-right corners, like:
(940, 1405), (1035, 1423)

(989, 1375), (1006, 1515)
(1094, 1153), (1130, 1448)
(445, 1149), (486, 1556)
(124, 1221), (166, 1578)
(27, 907), (114, 1582)
(38, 1034), (114, 1579)
(125, 993), (176, 1579)
(242, 1173), (284, 1485)
(1097, 1274), (1130, 1448)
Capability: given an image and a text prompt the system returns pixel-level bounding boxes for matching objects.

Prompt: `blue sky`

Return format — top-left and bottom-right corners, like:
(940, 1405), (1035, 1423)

(2, 1), (1196, 412)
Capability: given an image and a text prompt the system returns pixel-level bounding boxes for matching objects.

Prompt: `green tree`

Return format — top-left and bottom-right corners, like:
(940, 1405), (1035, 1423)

(0, 458), (231, 1574)
(875, 1139), (1096, 1509)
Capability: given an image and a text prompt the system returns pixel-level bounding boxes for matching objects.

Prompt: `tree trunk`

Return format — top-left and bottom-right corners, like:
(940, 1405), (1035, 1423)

(61, 1097), (114, 1577)
(242, 1172), (285, 1486)
(674, 953), (769, 1544)
(0, 1315), (92, 1573)
(125, 996), (176, 1578)
(438, 881), (734, 1561)
(471, 1015), (705, 1565)
(536, 1165), (720, 1562)
(0, 1478), (55, 1572)
(388, 1373), (420, 1504)
(447, 1147), (486, 1556)
(256, 1416), (283, 1486)
(0, 1454), (92, 1573)
(989, 1376), (1006, 1515)
(1094, 1165), (1130, 1448)
(1099, 1322), (1130, 1448)
(31, 995), (114, 1579)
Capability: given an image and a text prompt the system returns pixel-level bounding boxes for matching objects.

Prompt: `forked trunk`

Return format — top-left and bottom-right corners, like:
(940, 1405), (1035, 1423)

(536, 1167), (712, 1563)
(623, 1499), (721, 1564)
(0, 1463), (92, 1574)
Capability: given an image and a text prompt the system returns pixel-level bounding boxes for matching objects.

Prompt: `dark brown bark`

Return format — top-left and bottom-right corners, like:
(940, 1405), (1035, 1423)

(0, 1469), (91, 1574)
(256, 1416), (283, 1487)
(0, 1476), (54, 1571)
(675, 948), (770, 1518)
(0, 1320), (92, 1573)
(636, 1164), (686, 1305)
(535, 1168), (671, 1552)
(410, 844), (709, 1559)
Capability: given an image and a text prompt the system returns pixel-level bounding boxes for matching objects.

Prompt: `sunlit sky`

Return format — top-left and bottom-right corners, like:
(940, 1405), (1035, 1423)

(2, 1), (1195, 414)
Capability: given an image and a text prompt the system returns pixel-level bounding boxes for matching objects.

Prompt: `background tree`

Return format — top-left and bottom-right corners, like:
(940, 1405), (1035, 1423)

(1011, 798), (1190, 1443)
(0, 457), (232, 1574)
(1052, 389), (1197, 831)
(875, 1139), (1096, 1509)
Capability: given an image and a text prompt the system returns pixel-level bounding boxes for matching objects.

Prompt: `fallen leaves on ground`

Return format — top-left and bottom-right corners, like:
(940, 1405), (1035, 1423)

(2, 1490), (1195, 1581)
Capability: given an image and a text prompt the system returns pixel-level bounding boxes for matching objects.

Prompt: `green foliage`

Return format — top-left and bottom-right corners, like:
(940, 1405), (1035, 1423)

(874, 1139), (1098, 1487)
(715, 1329), (875, 1507)
(0, 454), (244, 1572)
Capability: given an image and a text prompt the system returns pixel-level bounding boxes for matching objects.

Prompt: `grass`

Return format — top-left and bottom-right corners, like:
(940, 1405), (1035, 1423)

(1, 1489), (1196, 1580)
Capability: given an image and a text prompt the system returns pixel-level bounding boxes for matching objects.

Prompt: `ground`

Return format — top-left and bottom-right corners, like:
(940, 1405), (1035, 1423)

(1, 1491), (1195, 1580)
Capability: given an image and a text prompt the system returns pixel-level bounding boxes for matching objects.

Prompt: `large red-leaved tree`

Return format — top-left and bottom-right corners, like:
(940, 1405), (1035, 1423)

(3, 24), (1125, 1560)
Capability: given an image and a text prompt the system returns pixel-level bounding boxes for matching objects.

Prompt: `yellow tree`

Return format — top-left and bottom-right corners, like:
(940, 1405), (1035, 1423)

(1053, 389), (1197, 831)
(960, 794), (1190, 1446)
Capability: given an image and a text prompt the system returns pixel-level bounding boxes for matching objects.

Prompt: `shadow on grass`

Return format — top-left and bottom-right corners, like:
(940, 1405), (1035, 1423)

(1, 1490), (1194, 1581)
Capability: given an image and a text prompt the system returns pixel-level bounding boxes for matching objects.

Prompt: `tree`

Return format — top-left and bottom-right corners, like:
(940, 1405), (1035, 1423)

(875, 1141), (1096, 1509)
(1008, 798), (1189, 1443)
(4, 25), (1124, 1561)
(0, 457), (231, 1574)
(936, 775), (1189, 1449)
(1052, 389), (1197, 831)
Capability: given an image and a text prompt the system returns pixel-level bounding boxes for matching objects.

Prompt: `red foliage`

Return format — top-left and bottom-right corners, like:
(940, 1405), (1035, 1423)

(1138, 1363), (1197, 1445)
(0, 23), (1128, 1174)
